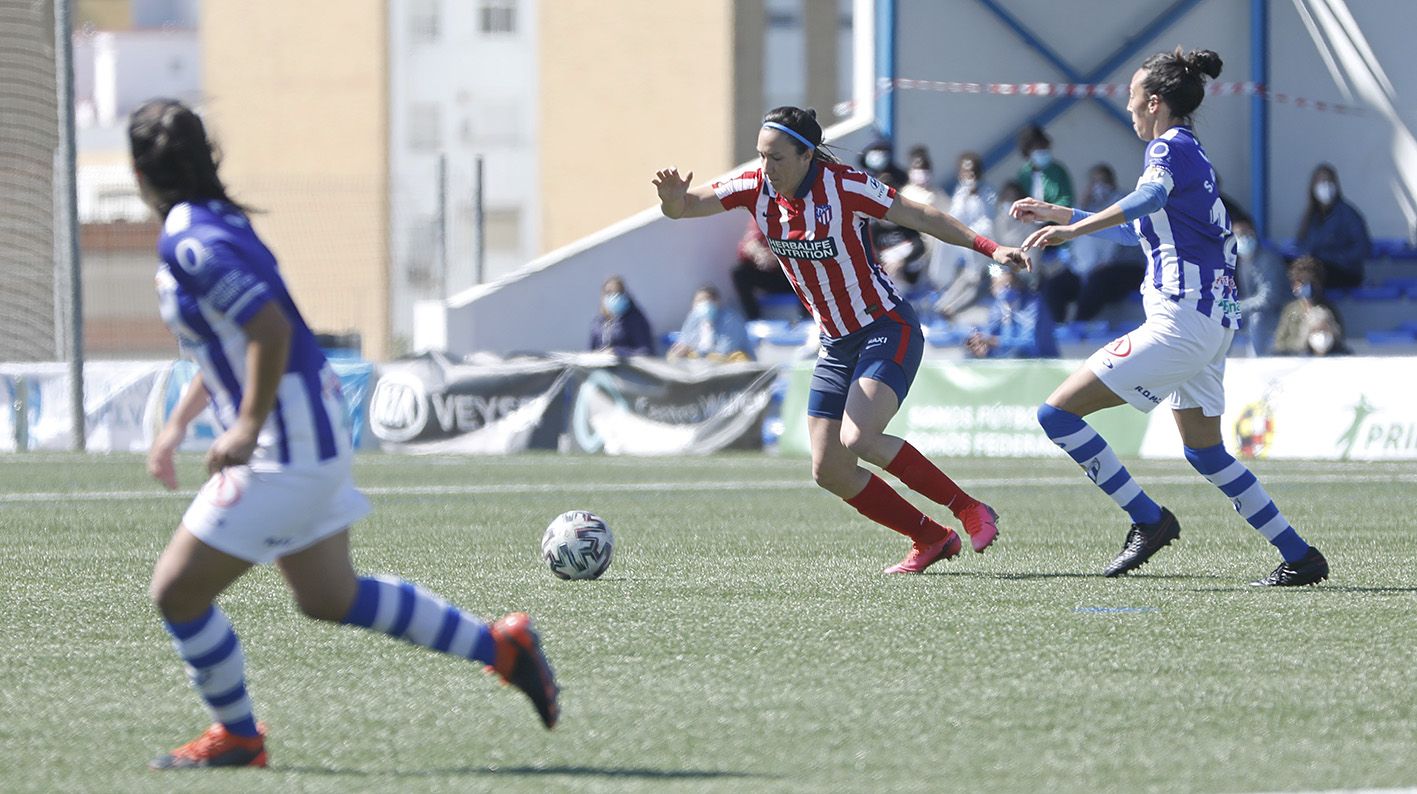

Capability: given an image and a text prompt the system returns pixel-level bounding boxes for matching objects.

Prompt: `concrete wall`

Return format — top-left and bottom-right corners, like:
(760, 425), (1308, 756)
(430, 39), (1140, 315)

(202, 1), (393, 359)
(538, 0), (764, 253)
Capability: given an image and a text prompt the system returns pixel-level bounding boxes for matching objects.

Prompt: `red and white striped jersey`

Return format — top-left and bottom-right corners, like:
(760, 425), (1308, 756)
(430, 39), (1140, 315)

(713, 162), (902, 338)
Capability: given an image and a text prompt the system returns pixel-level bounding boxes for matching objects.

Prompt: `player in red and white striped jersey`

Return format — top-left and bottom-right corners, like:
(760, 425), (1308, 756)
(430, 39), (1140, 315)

(654, 106), (1031, 574)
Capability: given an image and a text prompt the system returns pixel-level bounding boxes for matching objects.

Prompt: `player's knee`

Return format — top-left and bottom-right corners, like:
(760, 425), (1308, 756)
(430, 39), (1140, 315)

(149, 575), (206, 622)
(811, 459), (852, 495)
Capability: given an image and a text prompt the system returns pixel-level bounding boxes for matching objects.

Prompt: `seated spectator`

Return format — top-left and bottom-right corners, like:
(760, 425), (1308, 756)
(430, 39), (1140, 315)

(1044, 163), (1147, 323)
(589, 275), (655, 356)
(1233, 216), (1289, 355)
(730, 219), (799, 321)
(870, 170), (929, 287)
(965, 265), (1059, 359)
(1272, 256), (1348, 356)
(1014, 123), (1073, 207)
(899, 146), (950, 280)
(931, 153), (999, 325)
(1296, 163), (1371, 289)
(667, 285), (754, 362)
(859, 139), (907, 186)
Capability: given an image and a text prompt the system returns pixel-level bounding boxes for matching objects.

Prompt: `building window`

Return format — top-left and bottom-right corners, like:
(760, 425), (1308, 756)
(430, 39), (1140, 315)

(409, 0), (440, 42)
(408, 103), (442, 152)
(478, 0), (516, 35)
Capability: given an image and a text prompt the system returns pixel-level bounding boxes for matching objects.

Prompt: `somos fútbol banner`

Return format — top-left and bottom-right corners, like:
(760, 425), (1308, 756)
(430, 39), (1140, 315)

(776, 359), (1148, 459)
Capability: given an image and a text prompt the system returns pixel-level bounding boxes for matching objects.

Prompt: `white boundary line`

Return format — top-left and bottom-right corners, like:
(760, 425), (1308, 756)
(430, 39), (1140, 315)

(3, 472), (1415, 504)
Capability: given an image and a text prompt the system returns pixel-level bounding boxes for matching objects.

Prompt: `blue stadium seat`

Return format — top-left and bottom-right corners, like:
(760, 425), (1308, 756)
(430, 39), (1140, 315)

(1372, 238), (1417, 260)
(1380, 277), (1417, 292)
(661, 331), (680, 349)
(1326, 288), (1349, 301)
(1366, 330), (1417, 346)
(1349, 286), (1403, 301)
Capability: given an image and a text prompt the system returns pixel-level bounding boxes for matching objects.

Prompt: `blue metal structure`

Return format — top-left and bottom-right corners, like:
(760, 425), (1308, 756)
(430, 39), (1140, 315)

(1250, 0), (1270, 235)
(966, 0), (1209, 173)
(875, 0), (897, 147)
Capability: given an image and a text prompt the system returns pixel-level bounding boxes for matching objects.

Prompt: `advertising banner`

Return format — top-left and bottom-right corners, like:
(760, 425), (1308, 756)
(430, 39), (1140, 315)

(0, 361), (167, 452)
(777, 359), (1150, 459)
(1142, 357), (1417, 460)
(370, 352), (571, 453)
(566, 357), (776, 455)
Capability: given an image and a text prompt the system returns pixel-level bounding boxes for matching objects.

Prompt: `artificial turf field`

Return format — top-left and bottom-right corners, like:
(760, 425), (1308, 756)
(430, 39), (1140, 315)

(2, 451), (1416, 794)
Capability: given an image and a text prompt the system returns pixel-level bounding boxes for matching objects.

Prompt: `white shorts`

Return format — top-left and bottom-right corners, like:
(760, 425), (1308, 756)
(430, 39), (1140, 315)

(183, 455), (372, 564)
(1087, 292), (1235, 416)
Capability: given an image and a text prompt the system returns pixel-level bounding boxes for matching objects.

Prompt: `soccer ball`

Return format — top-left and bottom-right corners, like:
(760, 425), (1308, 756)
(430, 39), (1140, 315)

(541, 510), (614, 580)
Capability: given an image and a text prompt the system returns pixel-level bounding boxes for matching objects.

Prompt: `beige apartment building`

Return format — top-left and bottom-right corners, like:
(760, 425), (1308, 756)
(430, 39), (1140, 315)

(193, 1), (835, 361)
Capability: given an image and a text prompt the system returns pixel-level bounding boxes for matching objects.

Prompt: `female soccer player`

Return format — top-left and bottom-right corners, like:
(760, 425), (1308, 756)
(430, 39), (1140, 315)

(653, 107), (1030, 574)
(1013, 49), (1328, 586)
(131, 99), (559, 770)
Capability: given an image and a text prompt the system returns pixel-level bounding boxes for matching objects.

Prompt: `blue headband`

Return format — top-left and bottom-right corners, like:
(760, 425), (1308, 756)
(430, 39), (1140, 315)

(762, 122), (816, 152)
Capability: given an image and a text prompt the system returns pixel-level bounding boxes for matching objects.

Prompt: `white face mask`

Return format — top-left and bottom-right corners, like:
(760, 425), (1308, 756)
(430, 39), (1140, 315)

(1314, 180), (1337, 206)
(908, 168), (932, 187)
(864, 149), (890, 172)
(1235, 235), (1258, 258)
(1029, 149), (1053, 169)
(1309, 330), (1335, 354)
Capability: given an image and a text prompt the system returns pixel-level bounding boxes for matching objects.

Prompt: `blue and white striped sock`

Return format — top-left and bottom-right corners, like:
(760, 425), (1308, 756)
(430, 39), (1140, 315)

(163, 606), (259, 738)
(341, 575), (496, 665)
(1184, 443), (1311, 563)
(1038, 404), (1163, 525)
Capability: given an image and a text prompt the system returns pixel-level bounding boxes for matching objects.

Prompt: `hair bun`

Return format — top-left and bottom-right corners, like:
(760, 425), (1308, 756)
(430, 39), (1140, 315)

(805, 108), (818, 120)
(1186, 49), (1223, 79)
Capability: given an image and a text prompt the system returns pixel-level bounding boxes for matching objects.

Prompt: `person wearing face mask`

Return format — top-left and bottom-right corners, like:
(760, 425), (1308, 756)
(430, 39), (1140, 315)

(1296, 164), (1371, 290)
(1014, 124), (1073, 208)
(931, 151), (998, 324)
(589, 275), (655, 356)
(1232, 215), (1289, 355)
(1272, 256), (1348, 356)
(964, 265), (1059, 359)
(1043, 163), (1147, 323)
(858, 139), (908, 187)
(667, 285), (754, 362)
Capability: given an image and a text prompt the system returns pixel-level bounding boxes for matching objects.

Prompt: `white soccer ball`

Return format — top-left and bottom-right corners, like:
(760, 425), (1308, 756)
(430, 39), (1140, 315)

(541, 510), (614, 580)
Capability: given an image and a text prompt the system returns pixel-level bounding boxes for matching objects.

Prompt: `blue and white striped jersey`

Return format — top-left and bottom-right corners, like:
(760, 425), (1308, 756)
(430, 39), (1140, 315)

(1132, 126), (1241, 328)
(156, 200), (352, 466)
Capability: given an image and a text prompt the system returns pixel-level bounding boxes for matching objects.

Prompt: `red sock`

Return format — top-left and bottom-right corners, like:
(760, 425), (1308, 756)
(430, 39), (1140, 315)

(845, 474), (948, 544)
(886, 442), (979, 516)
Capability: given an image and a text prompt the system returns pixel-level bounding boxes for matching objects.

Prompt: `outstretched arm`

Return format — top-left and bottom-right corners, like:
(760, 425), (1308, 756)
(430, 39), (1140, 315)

(886, 194), (1032, 271)
(1019, 183), (1164, 249)
(654, 168), (727, 219)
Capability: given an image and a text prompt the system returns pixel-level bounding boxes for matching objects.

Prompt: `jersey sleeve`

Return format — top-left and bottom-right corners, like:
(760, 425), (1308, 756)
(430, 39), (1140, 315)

(712, 169), (763, 212)
(1138, 138), (1177, 194)
(165, 230), (274, 326)
(840, 169), (897, 219)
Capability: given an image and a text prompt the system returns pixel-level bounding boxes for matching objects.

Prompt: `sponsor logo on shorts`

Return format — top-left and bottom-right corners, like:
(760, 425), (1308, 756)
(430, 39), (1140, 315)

(865, 336), (887, 349)
(1133, 385), (1163, 405)
(206, 471), (242, 508)
(264, 537), (294, 548)
(768, 237), (839, 260)
(1106, 336), (1133, 357)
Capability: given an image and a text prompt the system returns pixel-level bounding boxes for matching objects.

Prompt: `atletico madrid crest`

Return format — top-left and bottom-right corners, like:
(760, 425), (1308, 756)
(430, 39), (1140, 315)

(815, 203), (833, 226)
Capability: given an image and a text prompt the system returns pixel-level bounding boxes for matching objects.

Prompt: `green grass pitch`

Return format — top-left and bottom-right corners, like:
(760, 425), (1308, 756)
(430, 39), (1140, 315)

(2, 452), (1416, 793)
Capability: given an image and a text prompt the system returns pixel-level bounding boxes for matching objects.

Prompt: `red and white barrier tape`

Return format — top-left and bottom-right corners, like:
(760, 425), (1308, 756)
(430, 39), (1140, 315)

(833, 78), (1367, 117)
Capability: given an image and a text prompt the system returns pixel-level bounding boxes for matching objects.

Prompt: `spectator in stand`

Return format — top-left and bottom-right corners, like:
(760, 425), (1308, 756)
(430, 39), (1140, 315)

(1014, 124), (1073, 207)
(1043, 163), (1147, 322)
(1233, 215), (1289, 356)
(1296, 163), (1371, 290)
(667, 285), (754, 362)
(859, 139), (908, 187)
(869, 170), (929, 288)
(589, 275), (655, 356)
(899, 145), (949, 210)
(1272, 256), (1348, 356)
(992, 181), (1034, 247)
(730, 219), (799, 321)
(931, 152), (998, 325)
(965, 265), (1059, 359)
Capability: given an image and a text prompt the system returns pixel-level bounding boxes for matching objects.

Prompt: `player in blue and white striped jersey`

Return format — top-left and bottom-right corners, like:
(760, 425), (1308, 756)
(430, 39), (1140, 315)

(1013, 49), (1327, 587)
(131, 99), (559, 770)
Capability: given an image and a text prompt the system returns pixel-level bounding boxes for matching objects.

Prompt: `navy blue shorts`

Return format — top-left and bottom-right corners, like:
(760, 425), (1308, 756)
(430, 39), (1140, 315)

(806, 301), (924, 420)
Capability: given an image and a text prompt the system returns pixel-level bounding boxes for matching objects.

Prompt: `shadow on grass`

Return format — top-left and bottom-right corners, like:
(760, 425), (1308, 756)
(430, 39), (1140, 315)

(932, 570), (1227, 582)
(278, 764), (767, 781)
